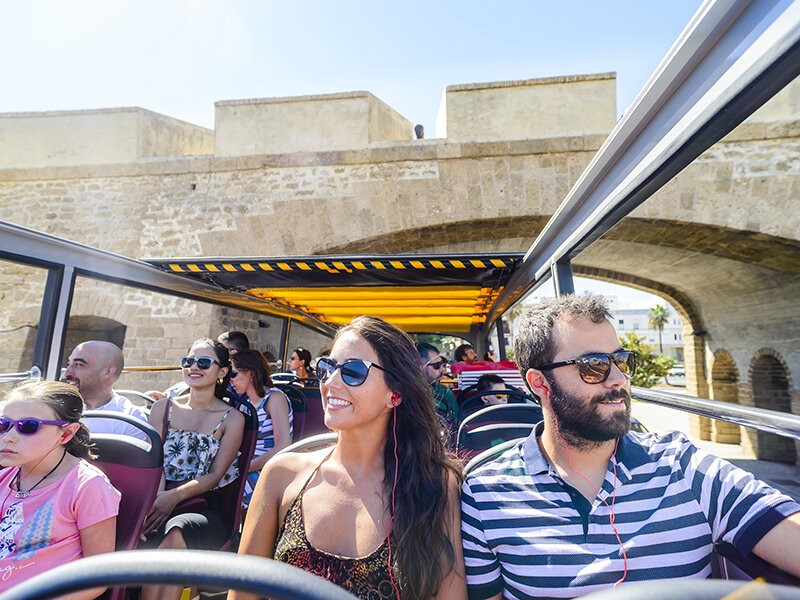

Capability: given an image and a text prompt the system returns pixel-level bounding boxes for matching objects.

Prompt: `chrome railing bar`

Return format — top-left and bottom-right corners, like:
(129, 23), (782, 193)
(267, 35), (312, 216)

(0, 366), (42, 384)
(632, 386), (800, 441)
(121, 366), (183, 373)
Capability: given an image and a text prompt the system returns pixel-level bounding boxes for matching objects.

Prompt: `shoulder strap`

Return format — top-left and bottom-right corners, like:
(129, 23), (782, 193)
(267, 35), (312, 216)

(160, 399), (172, 441)
(211, 407), (233, 435)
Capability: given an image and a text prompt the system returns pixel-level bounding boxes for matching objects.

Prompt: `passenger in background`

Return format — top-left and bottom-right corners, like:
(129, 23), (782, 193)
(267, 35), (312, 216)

(61, 340), (147, 440)
(476, 374), (507, 406)
(217, 331), (250, 355)
(142, 338), (244, 600)
(454, 344), (478, 363)
(287, 347), (315, 380)
(229, 349), (293, 509)
(233, 316), (466, 600)
(417, 342), (459, 438)
(0, 381), (120, 596)
(147, 330), (251, 402)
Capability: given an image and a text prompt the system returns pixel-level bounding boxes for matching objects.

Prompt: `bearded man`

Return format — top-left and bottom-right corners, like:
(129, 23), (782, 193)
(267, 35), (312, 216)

(461, 295), (800, 600)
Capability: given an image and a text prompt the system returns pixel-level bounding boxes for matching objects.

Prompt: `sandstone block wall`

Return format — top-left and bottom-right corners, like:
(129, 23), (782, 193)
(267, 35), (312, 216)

(0, 108), (213, 169)
(214, 92), (413, 156)
(439, 73), (617, 142)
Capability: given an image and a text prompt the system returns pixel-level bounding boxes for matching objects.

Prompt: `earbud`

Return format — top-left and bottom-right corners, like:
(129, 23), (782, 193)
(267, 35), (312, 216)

(391, 392), (400, 406)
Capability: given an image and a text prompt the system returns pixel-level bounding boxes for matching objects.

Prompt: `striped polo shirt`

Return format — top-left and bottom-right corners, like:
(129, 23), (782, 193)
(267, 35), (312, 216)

(461, 424), (799, 599)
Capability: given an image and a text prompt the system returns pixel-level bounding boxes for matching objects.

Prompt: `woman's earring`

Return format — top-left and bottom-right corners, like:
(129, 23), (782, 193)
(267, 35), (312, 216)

(217, 378), (224, 384)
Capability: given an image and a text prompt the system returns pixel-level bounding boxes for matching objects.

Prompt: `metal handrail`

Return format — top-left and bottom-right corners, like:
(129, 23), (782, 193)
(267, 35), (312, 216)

(0, 366), (42, 384)
(121, 366), (182, 373)
(632, 386), (800, 441)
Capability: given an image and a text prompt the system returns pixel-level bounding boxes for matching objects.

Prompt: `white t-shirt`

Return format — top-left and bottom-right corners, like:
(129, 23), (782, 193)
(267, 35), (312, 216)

(82, 392), (148, 441)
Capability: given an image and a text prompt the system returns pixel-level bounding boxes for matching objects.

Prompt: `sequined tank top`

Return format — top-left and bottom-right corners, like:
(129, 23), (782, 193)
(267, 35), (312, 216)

(273, 456), (397, 600)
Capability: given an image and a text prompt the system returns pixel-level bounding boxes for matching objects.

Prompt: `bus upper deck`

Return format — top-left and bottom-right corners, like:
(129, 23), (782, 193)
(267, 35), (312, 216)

(1, 0), (800, 597)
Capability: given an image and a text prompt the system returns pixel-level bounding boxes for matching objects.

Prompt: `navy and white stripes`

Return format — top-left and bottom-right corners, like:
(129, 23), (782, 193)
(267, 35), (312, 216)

(461, 427), (799, 599)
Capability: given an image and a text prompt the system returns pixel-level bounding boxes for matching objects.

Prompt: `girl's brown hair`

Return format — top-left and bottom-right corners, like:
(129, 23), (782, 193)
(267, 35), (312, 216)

(5, 380), (95, 459)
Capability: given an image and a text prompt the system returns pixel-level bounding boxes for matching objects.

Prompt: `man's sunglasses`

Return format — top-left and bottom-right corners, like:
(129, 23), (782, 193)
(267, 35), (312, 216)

(180, 356), (219, 369)
(538, 350), (636, 384)
(425, 358), (448, 370)
(0, 417), (70, 435)
(315, 357), (388, 387)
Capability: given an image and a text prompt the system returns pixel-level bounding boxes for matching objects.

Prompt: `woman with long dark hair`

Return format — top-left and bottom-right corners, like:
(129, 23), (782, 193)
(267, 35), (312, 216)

(232, 316), (465, 600)
(287, 347), (315, 380)
(229, 349), (293, 508)
(142, 337), (244, 600)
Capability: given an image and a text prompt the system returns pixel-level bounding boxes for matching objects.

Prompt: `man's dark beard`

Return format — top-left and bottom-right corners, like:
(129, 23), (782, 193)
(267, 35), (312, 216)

(546, 376), (631, 449)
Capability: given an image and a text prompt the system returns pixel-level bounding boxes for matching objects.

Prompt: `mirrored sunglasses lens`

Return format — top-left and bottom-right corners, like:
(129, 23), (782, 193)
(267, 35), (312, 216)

(180, 357), (195, 368)
(615, 351), (635, 375)
(316, 358), (337, 381)
(0, 419), (11, 434)
(578, 355), (611, 383)
(341, 361), (369, 386)
(196, 358), (213, 369)
(18, 419), (41, 435)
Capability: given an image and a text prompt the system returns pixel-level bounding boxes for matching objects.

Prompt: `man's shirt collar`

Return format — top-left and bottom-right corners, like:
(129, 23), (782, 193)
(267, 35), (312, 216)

(522, 422), (653, 477)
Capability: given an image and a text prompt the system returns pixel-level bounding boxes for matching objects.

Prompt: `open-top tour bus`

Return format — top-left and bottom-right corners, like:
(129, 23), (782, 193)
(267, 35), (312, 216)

(1, 0), (800, 597)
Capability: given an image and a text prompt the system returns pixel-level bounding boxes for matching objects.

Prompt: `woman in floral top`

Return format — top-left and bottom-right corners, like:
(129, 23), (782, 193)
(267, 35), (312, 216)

(141, 338), (244, 600)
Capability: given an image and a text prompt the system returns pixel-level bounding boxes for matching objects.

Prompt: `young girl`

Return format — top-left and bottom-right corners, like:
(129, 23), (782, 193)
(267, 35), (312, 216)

(0, 381), (120, 597)
(229, 349), (293, 508)
(233, 316), (465, 600)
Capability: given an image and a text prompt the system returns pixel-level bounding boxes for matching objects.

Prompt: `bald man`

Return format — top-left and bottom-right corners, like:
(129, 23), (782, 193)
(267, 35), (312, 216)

(62, 340), (147, 440)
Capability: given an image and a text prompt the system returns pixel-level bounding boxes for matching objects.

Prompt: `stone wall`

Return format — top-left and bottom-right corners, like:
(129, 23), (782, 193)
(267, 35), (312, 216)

(0, 76), (798, 466)
(0, 108), (212, 169)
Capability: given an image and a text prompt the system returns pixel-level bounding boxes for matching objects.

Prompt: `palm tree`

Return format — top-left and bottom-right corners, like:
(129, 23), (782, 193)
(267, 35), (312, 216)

(648, 304), (670, 354)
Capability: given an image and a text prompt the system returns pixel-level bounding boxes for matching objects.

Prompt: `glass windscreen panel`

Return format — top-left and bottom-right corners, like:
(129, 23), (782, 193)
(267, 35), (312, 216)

(0, 259), (49, 391)
(64, 276), (289, 398)
(285, 322), (335, 377)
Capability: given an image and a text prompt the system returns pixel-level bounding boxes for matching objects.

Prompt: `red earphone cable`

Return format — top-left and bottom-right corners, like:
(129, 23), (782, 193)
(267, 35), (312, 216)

(387, 405), (401, 600)
(542, 389), (628, 587)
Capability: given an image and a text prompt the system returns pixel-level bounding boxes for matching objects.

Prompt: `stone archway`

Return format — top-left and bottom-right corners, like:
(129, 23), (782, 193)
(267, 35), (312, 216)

(745, 349), (795, 463)
(709, 349), (740, 444)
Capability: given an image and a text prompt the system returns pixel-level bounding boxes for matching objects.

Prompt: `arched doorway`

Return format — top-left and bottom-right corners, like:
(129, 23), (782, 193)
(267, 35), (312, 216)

(63, 316), (127, 358)
(748, 351), (794, 463)
(709, 350), (740, 444)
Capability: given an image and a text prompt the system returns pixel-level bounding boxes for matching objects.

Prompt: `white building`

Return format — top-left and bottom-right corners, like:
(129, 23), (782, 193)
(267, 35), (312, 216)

(612, 306), (684, 362)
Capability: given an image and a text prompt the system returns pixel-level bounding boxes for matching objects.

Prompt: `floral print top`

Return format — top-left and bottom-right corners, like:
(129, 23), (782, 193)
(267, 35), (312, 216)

(163, 403), (239, 488)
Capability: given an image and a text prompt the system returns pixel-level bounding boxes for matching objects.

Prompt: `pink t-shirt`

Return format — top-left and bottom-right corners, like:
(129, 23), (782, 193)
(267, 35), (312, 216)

(0, 459), (121, 590)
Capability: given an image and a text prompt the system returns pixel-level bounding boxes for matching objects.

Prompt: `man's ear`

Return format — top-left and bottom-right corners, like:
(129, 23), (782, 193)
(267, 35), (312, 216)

(525, 368), (550, 400)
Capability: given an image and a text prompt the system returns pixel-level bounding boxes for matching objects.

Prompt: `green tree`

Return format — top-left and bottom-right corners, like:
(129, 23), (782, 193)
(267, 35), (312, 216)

(648, 304), (670, 354)
(620, 332), (675, 388)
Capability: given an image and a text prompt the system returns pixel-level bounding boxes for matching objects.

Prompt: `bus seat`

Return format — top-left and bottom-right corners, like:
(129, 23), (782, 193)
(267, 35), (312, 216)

(297, 385), (330, 437)
(463, 439), (523, 477)
(458, 423), (535, 462)
(83, 411), (163, 600)
(458, 387), (539, 420)
(713, 542), (800, 586)
(456, 403), (543, 449)
(217, 396), (259, 551)
(275, 432), (338, 457)
(276, 384), (306, 440)
(115, 389), (155, 411)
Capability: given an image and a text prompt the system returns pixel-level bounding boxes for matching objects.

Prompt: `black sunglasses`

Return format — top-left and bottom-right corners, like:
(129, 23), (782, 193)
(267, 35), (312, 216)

(315, 357), (388, 387)
(426, 358), (448, 370)
(538, 350), (636, 384)
(0, 417), (70, 436)
(180, 356), (219, 369)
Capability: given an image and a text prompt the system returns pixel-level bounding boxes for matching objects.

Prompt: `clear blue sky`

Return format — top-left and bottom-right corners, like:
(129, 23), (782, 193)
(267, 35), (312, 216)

(2, 0), (701, 132)
(1, 0), (700, 310)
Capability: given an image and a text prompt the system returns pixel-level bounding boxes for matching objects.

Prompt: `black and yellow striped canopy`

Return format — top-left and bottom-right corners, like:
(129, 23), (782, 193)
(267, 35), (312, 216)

(145, 254), (522, 333)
